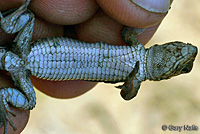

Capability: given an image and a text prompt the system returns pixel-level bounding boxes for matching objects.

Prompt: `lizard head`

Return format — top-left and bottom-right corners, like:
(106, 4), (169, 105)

(146, 42), (197, 81)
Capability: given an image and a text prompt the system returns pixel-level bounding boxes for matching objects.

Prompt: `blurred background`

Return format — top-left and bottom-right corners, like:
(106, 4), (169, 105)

(23, 0), (200, 134)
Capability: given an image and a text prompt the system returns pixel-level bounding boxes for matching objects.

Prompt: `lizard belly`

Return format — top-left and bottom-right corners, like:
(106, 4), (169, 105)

(26, 37), (137, 81)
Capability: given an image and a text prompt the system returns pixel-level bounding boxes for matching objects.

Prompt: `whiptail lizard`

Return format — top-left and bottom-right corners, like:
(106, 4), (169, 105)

(0, 0), (197, 133)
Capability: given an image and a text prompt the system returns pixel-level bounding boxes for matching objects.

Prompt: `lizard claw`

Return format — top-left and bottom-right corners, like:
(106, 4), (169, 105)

(116, 61), (141, 100)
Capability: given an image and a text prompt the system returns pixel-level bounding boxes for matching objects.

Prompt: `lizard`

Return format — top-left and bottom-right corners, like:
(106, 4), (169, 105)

(0, 0), (197, 133)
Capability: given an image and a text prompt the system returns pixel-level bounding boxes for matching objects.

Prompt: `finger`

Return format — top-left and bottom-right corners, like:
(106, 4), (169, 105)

(32, 16), (64, 40)
(76, 10), (160, 45)
(0, 0), (99, 25)
(31, 76), (96, 98)
(77, 10), (124, 45)
(0, 73), (29, 134)
(96, 0), (173, 27)
(29, 0), (99, 25)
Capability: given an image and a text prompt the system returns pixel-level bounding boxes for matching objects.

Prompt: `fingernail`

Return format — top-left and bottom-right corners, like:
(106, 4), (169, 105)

(130, 0), (171, 13)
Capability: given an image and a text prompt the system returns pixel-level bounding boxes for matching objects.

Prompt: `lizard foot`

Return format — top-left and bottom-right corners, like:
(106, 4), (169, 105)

(0, 90), (17, 134)
(116, 61), (141, 100)
(121, 26), (145, 46)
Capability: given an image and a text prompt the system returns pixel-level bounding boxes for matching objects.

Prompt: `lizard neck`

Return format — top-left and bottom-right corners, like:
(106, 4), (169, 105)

(145, 46), (153, 81)
(141, 48), (148, 81)
(131, 43), (148, 82)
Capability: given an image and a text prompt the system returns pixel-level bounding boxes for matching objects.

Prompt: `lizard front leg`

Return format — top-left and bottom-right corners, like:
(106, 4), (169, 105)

(121, 26), (145, 46)
(116, 61), (140, 100)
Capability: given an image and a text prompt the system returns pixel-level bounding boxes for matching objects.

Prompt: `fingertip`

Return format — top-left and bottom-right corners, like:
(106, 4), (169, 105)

(96, 0), (169, 27)
(131, 0), (171, 13)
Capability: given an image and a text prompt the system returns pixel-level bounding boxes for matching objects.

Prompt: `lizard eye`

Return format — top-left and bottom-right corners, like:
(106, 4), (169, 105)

(181, 67), (190, 73)
(181, 61), (193, 73)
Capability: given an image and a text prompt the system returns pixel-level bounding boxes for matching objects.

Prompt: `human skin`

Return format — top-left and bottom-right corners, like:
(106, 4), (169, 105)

(0, 0), (173, 133)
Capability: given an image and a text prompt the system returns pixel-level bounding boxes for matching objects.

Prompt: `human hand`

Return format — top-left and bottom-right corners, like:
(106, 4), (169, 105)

(0, 0), (173, 133)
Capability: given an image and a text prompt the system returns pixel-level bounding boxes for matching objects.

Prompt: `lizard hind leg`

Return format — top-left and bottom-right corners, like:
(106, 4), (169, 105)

(0, 0), (34, 58)
(121, 26), (145, 46)
(115, 61), (141, 100)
